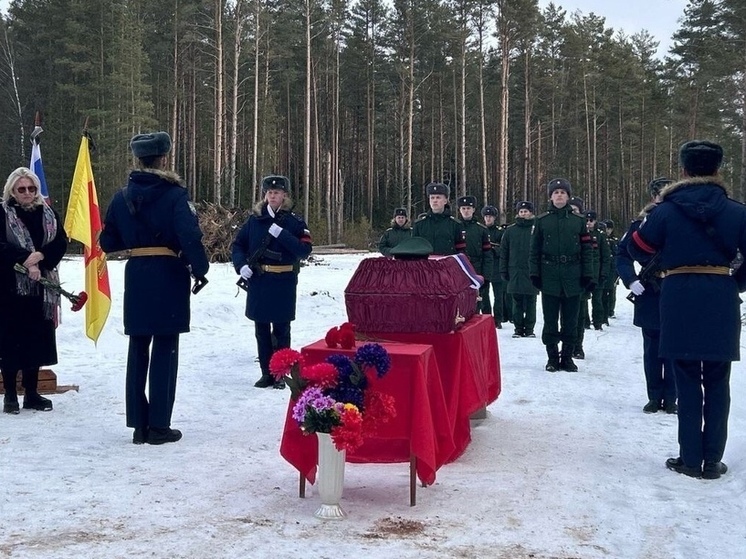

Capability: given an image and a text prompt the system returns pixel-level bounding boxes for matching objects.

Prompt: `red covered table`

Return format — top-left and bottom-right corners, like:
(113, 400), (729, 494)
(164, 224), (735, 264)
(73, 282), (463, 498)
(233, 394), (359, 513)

(361, 314), (501, 460)
(280, 340), (456, 502)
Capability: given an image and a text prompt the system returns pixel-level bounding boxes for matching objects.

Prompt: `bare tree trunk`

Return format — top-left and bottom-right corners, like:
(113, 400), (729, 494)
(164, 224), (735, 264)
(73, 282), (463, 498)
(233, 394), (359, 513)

(498, 30), (510, 218)
(228, 0), (246, 207)
(213, 0), (225, 204)
(303, 0), (312, 223)
(477, 21), (488, 205)
(459, 9), (467, 196)
(1, 23), (26, 159)
(251, 0), (261, 202)
(522, 49), (531, 202)
(170, 0), (179, 174)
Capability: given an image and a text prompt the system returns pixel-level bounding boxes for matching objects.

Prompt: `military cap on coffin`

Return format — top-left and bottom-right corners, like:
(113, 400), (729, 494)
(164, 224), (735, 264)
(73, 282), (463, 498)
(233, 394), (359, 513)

(679, 140), (723, 177)
(481, 205), (498, 217)
(648, 177), (673, 198)
(130, 131), (172, 159)
(457, 196), (477, 208)
(389, 236), (434, 260)
(426, 182), (450, 198)
(547, 177), (572, 197)
(515, 200), (534, 213)
(394, 207), (407, 217)
(261, 175), (290, 193)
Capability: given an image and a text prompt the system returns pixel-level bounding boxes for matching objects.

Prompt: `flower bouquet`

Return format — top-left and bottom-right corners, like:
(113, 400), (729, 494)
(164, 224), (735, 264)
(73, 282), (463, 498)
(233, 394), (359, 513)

(269, 342), (396, 453)
(14, 263), (88, 311)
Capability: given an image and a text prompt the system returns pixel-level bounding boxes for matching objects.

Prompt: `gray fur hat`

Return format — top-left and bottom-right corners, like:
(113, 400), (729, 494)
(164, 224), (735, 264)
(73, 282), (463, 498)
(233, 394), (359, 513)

(130, 131), (172, 159)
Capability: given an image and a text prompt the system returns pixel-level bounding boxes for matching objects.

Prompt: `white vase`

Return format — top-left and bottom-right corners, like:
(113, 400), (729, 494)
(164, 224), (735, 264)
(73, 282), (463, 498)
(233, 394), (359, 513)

(314, 432), (347, 520)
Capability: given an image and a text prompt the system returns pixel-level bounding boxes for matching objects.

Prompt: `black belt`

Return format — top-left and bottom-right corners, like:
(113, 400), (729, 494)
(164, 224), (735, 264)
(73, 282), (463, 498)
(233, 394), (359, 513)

(543, 254), (580, 264)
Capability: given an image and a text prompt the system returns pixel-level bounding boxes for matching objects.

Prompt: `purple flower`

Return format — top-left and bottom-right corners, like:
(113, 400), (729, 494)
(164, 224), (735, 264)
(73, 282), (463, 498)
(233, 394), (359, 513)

(292, 386), (336, 423)
(326, 354), (354, 378)
(354, 343), (391, 378)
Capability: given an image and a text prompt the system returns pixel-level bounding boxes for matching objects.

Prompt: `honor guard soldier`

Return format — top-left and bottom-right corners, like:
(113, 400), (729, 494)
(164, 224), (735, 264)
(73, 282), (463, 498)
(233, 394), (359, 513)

(529, 178), (594, 372)
(602, 219), (619, 321)
(480, 205), (507, 327)
(617, 177), (676, 415)
(412, 182), (466, 255)
(378, 207), (412, 256)
(232, 175), (313, 389)
(500, 201), (538, 338)
(100, 131), (210, 445)
(457, 195), (493, 314)
(629, 140), (746, 480)
(585, 210), (610, 331)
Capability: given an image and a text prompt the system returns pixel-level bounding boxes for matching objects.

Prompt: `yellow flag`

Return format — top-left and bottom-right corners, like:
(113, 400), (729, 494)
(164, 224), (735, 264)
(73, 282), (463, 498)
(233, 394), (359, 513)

(64, 134), (111, 342)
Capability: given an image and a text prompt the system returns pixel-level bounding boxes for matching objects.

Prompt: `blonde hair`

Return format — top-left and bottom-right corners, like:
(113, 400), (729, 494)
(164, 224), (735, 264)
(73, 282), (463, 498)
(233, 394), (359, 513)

(2, 167), (44, 206)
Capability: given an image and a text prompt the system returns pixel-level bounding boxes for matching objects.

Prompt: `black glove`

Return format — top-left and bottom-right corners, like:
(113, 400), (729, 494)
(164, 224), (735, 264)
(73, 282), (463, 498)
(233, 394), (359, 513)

(581, 276), (596, 293)
(530, 275), (542, 290)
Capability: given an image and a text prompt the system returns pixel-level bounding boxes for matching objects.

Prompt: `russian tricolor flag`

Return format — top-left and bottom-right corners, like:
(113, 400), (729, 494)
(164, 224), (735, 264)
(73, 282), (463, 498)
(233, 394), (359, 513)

(30, 140), (50, 203)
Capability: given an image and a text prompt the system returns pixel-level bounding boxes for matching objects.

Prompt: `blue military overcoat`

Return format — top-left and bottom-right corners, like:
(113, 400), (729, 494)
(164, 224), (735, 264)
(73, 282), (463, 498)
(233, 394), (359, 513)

(231, 200), (312, 323)
(629, 177), (746, 361)
(616, 206), (661, 330)
(100, 169), (209, 336)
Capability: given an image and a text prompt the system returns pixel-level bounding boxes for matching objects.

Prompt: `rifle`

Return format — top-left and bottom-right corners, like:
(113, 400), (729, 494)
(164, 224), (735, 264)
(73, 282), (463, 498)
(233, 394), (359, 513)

(626, 251), (662, 303)
(236, 210), (288, 292)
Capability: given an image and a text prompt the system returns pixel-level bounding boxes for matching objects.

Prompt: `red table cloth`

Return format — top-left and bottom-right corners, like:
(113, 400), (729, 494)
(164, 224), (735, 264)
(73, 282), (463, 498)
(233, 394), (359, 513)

(361, 314), (501, 460)
(280, 341), (456, 485)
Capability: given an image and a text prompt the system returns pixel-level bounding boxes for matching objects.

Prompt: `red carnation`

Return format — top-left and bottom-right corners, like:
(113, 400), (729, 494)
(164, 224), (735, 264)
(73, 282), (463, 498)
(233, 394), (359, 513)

(301, 362), (339, 388)
(70, 291), (88, 312)
(338, 328), (356, 349)
(324, 327), (339, 348)
(269, 348), (303, 380)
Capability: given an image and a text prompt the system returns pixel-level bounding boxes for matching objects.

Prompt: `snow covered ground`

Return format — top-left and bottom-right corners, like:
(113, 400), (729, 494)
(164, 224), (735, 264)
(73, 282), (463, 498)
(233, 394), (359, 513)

(1, 253), (745, 558)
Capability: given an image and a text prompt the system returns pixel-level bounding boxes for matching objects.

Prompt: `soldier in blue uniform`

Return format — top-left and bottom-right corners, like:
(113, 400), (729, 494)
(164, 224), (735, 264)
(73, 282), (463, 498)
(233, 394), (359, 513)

(232, 175), (313, 389)
(629, 141), (746, 480)
(101, 131), (209, 445)
(616, 178), (676, 415)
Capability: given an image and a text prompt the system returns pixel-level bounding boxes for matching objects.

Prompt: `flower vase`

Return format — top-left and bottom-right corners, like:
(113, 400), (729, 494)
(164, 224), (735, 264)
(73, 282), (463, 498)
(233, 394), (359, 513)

(314, 432), (347, 520)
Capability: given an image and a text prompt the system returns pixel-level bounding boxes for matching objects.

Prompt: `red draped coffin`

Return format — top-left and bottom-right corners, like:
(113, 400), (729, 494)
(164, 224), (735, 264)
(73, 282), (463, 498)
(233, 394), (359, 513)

(344, 255), (480, 333)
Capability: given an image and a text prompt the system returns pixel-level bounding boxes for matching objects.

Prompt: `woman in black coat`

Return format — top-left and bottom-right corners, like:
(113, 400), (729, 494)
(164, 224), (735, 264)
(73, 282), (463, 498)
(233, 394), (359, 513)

(0, 167), (68, 414)
(232, 175), (313, 389)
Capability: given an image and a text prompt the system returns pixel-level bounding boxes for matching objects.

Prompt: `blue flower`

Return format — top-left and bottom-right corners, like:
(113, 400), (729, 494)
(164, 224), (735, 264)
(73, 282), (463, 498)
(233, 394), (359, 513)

(354, 343), (391, 378)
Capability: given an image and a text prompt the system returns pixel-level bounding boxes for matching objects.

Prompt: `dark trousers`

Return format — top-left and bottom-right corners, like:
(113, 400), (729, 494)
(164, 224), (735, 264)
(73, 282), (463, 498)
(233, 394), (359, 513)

(1, 368), (41, 398)
(480, 281), (506, 321)
(673, 359), (731, 468)
(255, 321), (291, 374)
(511, 294), (536, 334)
(541, 293), (581, 351)
(603, 286), (616, 318)
(641, 328), (676, 403)
(590, 287), (605, 327)
(126, 334), (179, 429)
(575, 296), (589, 349)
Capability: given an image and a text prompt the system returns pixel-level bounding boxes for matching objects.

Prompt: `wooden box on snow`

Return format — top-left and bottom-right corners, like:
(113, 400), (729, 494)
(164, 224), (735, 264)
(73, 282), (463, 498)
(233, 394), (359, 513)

(0, 369), (57, 395)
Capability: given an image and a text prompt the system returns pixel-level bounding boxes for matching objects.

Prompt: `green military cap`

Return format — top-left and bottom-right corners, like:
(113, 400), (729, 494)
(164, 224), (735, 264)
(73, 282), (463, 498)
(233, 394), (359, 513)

(389, 236), (434, 260)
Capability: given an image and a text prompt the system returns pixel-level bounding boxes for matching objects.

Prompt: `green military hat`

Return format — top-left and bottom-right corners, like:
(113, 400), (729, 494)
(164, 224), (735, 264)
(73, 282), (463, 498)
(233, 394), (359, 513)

(389, 236), (434, 260)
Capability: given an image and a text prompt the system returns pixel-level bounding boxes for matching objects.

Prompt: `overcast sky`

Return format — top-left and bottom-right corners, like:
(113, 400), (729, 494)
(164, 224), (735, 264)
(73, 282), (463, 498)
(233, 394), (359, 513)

(539, 0), (689, 57)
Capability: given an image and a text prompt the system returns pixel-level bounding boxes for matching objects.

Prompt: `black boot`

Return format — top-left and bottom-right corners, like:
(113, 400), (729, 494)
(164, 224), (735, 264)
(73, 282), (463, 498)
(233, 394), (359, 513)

(560, 348), (578, 372)
(21, 369), (53, 411)
(147, 427), (183, 445)
(2, 370), (20, 414)
(545, 345), (560, 372)
(254, 374), (275, 388)
(572, 346), (585, 359)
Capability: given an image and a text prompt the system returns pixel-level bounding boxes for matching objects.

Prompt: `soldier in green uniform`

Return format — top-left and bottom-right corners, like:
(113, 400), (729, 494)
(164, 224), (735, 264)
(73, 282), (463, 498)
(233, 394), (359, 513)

(455, 196), (494, 316)
(529, 179), (594, 372)
(500, 201), (538, 337)
(412, 182), (466, 255)
(478, 205), (504, 326)
(378, 207), (412, 256)
(602, 219), (619, 321)
(585, 211), (610, 330)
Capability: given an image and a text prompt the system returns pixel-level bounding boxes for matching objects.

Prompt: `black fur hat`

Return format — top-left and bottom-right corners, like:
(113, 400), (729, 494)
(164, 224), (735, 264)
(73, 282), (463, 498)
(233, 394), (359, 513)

(569, 197), (584, 213)
(481, 205), (498, 217)
(648, 177), (673, 198)
(130, 131), (172, 159)
(605, 219), (615, 229)
(515, 200), (534, 213)
(457, 195), (477, 208)
(547, 177), (572, 197)
(426, 182), (450, 198)
(261, 175), (290, 192)
(394, 207), (407, 217)
(585, 210), (597, 221)
(679, 140), (723, 177)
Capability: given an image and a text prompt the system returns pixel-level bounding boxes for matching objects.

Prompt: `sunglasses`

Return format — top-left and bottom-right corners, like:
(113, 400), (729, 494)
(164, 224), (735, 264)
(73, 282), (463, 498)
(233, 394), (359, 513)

(16, 185), (37, 194)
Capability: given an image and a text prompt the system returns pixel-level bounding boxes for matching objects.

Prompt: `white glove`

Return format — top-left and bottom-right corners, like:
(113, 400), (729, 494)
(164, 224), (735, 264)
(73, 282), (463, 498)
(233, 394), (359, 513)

(630, 280), (645, 296)
(268, 223), (283, 238)
(240, 265), (253, 280)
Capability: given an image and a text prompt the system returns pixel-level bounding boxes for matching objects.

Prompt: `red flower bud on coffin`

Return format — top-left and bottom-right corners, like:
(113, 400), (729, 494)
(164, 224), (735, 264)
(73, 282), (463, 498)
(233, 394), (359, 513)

(324, 327), (340, 348)
(338, 328), (356, 349)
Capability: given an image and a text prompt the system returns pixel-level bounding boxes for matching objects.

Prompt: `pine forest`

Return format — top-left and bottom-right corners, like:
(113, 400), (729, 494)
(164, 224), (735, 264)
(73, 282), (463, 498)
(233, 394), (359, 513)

(1, 0), (745, 246)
